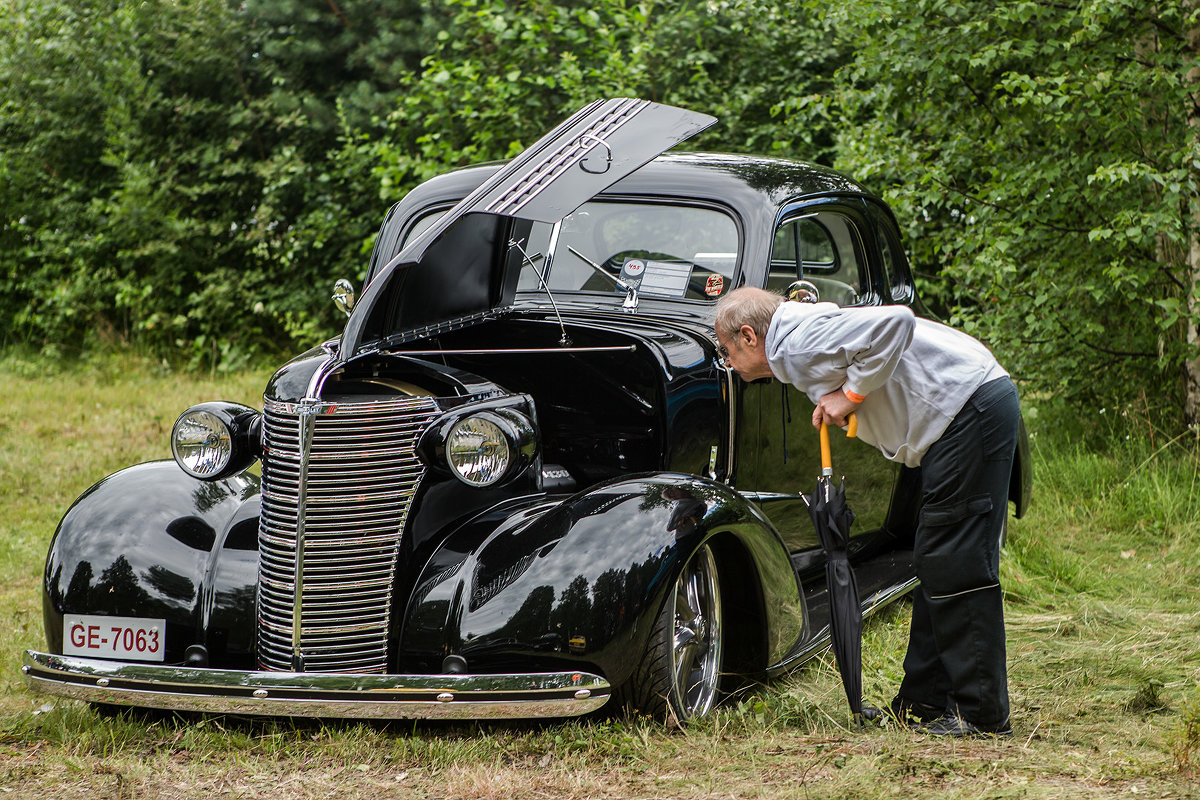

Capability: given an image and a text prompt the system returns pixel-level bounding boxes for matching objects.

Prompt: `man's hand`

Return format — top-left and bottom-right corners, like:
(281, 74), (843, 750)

(812, 388), (862, 429)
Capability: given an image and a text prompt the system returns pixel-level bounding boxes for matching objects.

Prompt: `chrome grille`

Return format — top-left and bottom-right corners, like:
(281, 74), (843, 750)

(257, 396), (438, 673)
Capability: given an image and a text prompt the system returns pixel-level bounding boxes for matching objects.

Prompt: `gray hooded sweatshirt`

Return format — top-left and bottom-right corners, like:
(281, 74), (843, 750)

(765, 301), (1007, 467)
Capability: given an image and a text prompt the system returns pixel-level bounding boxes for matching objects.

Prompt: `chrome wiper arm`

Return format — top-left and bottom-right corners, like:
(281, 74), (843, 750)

(510, 237), (571, 346)
(566, 246), (630, 292)
(566, 246), (639, 311)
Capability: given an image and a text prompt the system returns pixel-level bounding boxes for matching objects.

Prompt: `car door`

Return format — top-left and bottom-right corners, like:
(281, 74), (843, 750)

(734, 201), (902, 571)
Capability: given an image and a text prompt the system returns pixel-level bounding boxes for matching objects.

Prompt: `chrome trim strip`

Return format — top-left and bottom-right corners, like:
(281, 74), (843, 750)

(303, 353), (341, 404)
(544, 216), (563, 277)
(485, 98), (648, 217)
(722, 362), (737, 481)
(377, 309), (507, 348)
(292, 401), (318, 671)
(738, 491), (806, 503)
(22, 651), (610, 720)
(290, 351), (340, 672)
(388, 345), (637, 356)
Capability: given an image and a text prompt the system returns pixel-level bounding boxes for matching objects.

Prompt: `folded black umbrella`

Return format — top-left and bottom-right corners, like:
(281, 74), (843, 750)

(804, 417), (865, 727)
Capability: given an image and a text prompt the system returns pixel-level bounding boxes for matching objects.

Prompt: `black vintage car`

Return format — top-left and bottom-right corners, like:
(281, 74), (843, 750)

(23, 99), (1030, 722)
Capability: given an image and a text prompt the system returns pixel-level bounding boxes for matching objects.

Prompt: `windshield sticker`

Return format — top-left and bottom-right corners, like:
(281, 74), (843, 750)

(620, 258), (647, 289)
(705, 273), (725, 297)
(623, 258), (693, 296)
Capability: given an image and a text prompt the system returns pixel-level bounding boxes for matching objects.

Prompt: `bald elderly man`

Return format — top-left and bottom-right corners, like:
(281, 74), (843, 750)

(714, 286), (1019, 738)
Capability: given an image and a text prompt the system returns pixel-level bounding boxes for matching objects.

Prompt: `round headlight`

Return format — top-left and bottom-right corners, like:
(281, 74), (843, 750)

(447, 415), (512, 487)
(172, 409), (233, 479)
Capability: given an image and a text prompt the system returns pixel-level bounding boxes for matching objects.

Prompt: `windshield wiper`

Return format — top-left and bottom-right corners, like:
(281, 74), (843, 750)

(566, 246), (639, 311)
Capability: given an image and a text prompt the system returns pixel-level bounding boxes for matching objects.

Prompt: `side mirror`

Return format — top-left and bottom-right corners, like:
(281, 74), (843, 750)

(786, 279), (820, 303)
(332, 279), (356, 317)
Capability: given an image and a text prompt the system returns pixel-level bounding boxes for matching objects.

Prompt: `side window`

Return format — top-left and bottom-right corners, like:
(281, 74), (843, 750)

(867, 203), (913, 304)
(402, 209), (447, 248)
(767, 211), (864, 306)
(877, 233), (909, 303)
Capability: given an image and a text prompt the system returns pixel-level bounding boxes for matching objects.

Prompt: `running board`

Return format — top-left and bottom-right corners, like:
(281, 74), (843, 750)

(768, 548), (916, 676)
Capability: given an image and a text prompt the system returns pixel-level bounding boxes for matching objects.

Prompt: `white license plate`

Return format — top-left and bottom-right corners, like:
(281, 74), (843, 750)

(63, 615), (166, 662)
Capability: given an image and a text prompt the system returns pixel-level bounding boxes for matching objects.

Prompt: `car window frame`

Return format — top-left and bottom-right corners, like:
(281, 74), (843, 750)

(864, 199), (916, 306)
(764, 199), (882, 307)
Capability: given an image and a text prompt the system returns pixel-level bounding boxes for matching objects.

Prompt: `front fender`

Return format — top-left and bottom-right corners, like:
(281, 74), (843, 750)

(400, 473), (804, 687)
(43, 461), (261, 668)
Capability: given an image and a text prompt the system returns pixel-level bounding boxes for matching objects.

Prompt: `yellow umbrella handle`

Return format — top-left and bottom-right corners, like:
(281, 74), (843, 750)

(820, 422), (832, 475)
(820, 413), (858, 476)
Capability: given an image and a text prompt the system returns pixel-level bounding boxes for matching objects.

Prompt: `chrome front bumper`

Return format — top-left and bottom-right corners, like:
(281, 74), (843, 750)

(22, 651), (611, 720)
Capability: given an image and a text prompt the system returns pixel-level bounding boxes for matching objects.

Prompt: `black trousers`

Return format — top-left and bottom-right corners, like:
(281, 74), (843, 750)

(898, 377), (1020, 727)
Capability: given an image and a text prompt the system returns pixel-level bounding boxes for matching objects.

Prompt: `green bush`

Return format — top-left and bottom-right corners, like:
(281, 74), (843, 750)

(6, 0), (1200, 431)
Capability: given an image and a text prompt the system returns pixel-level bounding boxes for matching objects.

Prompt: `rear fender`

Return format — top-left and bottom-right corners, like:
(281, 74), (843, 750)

(43, 461), (261, 668)
(400, 473), (804, 687)
(1011, 415), (1032, 518)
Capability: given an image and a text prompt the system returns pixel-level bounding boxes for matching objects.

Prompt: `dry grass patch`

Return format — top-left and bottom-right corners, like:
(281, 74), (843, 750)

(3, 358), (1200, 799)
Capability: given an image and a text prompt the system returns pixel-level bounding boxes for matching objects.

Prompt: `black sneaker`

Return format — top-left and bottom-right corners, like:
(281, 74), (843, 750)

(920, 712), (1013, 738)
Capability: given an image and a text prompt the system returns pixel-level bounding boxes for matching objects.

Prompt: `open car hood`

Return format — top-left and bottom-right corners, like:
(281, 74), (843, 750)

(338, 98), (716, 360)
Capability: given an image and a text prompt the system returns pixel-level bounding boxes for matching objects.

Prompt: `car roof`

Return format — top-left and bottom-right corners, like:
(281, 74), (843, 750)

(397, 151), (877, 217)
(349, 151), (890, 351)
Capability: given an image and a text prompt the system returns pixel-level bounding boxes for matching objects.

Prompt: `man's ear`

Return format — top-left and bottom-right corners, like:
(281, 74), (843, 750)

(739, 324), (758, 348)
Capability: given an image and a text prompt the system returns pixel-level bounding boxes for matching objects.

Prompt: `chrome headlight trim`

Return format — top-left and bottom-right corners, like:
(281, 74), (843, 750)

(171, 402), (262, 481)
(419, 401), (538, 488)
(172, 409), (231, 478)
(446, 413), (512, 487)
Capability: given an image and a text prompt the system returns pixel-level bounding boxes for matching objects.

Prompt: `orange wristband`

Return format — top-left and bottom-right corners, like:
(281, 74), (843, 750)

(844, 388), (866, 404)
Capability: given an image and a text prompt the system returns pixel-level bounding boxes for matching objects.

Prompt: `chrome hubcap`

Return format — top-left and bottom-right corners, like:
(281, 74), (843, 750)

(670, 545), (722, 717)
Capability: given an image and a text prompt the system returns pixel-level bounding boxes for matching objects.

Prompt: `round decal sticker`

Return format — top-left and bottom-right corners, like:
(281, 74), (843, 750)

(623, 259), (646, 277)
(705, 273), (725, 297)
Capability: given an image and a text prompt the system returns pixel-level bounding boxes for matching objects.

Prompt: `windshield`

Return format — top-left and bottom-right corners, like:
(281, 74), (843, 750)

(517, 201), (739, 302)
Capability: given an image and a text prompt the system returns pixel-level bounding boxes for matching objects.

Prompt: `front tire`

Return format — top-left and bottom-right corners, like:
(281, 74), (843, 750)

(620, 543), (723, 721)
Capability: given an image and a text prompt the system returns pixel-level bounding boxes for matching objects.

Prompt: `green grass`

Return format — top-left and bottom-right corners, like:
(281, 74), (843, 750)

(2, 354), (1200, 798)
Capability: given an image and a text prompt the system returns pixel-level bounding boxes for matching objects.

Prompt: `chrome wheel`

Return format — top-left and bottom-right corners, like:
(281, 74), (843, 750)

(669, 544), (723, 718)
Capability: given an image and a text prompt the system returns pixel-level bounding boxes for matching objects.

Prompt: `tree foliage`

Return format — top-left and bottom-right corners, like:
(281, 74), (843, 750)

(821, 0), (1200, 423)
(0, 0), (439, 366)
(358, 0), (846, 201)
(3, 0), (1200, 425)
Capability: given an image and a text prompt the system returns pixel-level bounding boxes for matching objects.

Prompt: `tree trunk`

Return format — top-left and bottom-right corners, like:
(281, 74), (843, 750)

(1188, 225), (1200, 425)
(1186, 11), (1200, 424)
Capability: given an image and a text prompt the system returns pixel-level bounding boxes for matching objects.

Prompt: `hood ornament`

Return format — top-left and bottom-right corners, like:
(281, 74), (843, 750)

(579, 134), (613, 175)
